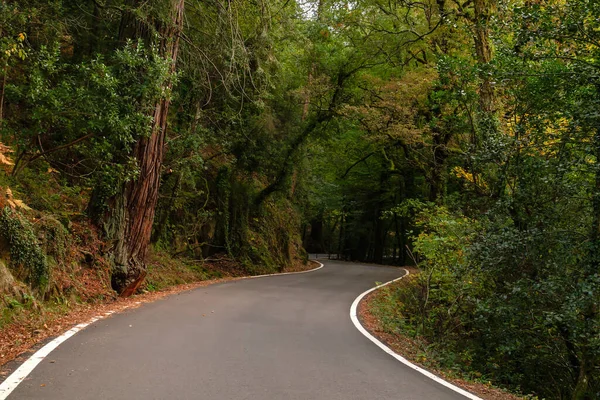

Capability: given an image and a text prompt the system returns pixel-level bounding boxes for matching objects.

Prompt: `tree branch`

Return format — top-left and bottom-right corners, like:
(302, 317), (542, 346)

(29, 132), (96, 163)
(340, 151), (377, 179)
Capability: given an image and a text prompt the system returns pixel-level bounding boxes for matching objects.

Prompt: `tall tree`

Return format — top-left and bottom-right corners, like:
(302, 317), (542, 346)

(92, 0), (185, 295)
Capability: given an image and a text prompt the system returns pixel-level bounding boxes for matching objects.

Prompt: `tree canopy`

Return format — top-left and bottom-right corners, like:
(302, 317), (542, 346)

(0, 0), (599, 398)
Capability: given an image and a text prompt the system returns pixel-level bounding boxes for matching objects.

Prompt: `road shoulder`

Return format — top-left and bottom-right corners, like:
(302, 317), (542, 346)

(0, 259), (321, 377)
(357, 269), (524, 400)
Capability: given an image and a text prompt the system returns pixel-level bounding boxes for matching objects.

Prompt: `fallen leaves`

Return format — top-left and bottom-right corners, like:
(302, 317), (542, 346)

(0, 143), (14, 167)
(4, 187), (32, 211)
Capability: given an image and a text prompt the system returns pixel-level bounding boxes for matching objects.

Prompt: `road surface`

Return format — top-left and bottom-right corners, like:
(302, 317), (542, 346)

(8, 260), (468, 399)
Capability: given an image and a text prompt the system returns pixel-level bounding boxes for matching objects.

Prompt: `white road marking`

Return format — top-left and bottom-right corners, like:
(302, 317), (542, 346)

(241, 259), (324, 279)
(0, 311), (114, 399)
(0, 260), (324, 399)
(350, 268), (483, 400)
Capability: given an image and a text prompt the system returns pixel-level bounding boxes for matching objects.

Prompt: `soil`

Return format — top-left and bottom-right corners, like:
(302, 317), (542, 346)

(358, 268), (525, 400)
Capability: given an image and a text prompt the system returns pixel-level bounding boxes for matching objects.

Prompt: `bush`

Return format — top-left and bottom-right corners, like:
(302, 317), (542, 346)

(374, 203), (600, 398)
(0, 207), (49, 295)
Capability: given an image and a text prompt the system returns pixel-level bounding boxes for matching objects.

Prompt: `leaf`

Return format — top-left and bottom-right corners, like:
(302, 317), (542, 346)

(0, 154), (13, 166)
(4, 188), (31, 210)
(0, 143), (14, 166)
(12, 200), (31, 211)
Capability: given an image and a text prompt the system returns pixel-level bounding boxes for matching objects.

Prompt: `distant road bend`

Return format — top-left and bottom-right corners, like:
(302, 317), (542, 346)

(7, 260), (472, 399)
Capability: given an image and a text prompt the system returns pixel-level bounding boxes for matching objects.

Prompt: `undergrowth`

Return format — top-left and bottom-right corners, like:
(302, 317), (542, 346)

(0, 207), (49, 293)
(144, 250), (224, 292)
(368, 277), (536, 400)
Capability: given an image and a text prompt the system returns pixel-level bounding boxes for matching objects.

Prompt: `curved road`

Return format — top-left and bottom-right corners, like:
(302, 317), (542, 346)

(8, 260), (468, 399)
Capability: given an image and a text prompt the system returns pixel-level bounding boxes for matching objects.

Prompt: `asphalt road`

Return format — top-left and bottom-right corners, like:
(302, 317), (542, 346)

(8, 260), (468, 399)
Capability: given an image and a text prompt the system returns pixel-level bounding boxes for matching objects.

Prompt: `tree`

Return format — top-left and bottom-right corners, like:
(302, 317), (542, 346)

(90, 0), (184, 295)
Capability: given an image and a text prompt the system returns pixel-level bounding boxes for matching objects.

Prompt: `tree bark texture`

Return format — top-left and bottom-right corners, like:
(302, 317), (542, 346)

(473, 0), (496, 114)
(105, 0), (184, 295)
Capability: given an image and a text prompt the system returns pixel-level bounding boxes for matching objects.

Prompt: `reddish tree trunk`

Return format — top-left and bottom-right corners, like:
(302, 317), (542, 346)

(105, 0), (185, 295)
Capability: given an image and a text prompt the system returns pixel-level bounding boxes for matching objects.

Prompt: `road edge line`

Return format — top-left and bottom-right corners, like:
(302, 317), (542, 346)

(241, 259), (324, 279)
(0, 310), (115, 399)
(350, 268), (483, 400)
(0, 260), (324, 399)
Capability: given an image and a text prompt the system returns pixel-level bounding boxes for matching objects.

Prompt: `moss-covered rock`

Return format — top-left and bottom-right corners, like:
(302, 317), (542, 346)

(0, 260), (29, 301)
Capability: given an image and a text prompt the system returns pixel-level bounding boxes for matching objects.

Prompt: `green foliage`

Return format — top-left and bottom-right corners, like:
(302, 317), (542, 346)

(0, 293), (36, 329)
(304, 1), (600, 398)
(36, 216), (68, 262)
(1, 1), (599, 397)
(0, 207), (48, 293)
(144, 250), (219, 292)
(409, 208), (483, 342)
(3, 40), (172, 207)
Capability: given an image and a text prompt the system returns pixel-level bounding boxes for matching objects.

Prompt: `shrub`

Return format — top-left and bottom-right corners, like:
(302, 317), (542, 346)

(0, 207), (49, 294)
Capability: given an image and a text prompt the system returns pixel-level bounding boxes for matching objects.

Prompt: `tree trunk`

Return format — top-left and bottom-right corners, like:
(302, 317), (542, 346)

(309, 215), (324, 253)
(0, 63), (7, 123)
(429, 127), (450, 202)
(373, 214), (385, 264)
(97, 0), (184, 296)
(473, 0), (496, 114)
(337, 211), (345, 260)
(571, 355), (589, 400)
(590, 121), (600, 277)
(394, 213), (407, 265)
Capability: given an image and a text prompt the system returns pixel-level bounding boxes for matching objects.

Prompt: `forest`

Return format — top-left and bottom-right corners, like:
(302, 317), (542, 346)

(0, 0), (599, 398)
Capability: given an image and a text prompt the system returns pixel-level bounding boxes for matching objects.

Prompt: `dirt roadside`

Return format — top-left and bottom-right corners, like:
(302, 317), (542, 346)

(358, 268), (525, 400)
